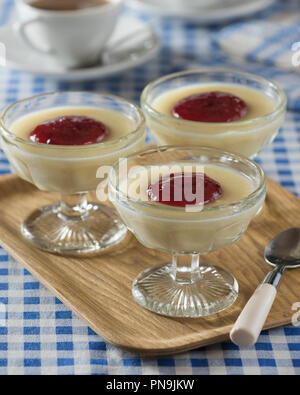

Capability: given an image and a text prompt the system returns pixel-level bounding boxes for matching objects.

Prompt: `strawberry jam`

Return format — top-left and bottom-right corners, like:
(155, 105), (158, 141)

(148, 172), (223, 207)
(29, 115), (109, 145)
(172, 91), (248, 123)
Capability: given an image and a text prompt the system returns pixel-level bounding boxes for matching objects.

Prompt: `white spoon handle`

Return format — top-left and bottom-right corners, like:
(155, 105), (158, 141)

(230, 283), (277, 347)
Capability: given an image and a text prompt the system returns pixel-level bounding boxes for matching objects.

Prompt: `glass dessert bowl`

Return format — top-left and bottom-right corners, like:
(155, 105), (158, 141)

(109, 146), (266, 317)
(141, 69), (287, 158)
(0, 91), (146, 255)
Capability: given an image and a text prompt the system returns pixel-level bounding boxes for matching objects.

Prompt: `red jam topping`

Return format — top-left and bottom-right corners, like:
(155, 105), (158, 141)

(147, 172), (223, 207)
(29, 115), (109, 145)
(172, 91), (248, 123)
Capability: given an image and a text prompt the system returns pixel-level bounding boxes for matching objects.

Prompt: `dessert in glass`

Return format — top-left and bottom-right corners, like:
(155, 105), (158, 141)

(109, 146), (266, 317)
(0, 91), (146, 255)
(141, 69), (287, 158)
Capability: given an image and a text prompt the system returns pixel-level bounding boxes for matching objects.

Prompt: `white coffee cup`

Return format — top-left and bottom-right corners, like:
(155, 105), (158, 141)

(14, 0), (123, 69)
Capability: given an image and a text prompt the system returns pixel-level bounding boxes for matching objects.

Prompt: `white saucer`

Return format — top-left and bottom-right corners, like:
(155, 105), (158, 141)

(128, 0), (276, 24)
(0, 15), (160, 81)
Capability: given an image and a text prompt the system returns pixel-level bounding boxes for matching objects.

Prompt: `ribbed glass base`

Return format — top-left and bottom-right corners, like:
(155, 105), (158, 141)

(132, 262), (238, 317)
(21, 200), (127, 256)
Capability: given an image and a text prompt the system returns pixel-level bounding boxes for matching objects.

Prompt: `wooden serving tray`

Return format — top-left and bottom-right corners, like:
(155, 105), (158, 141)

(0, 174), (300, 355)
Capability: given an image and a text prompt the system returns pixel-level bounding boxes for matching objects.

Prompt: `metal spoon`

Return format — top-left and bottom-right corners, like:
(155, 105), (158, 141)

(230, 228), (300, 347)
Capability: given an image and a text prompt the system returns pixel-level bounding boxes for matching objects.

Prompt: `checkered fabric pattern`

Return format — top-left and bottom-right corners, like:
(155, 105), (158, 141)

(0, 0), (300, 375)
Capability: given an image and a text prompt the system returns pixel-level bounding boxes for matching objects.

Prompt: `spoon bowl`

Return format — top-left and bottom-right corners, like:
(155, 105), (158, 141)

(265, 228), (300, 268)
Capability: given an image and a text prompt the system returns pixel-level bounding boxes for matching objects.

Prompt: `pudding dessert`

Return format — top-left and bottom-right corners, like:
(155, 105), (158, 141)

(113, 161), (263, 254)
(4, 105), (145, 194)
(141, 69), (287, 158)
(0, 92), (146, 255)
(109, 146), (266, 317)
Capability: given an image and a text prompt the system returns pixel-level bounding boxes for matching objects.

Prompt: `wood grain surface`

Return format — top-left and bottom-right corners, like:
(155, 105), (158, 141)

(0, 173), (299, 355)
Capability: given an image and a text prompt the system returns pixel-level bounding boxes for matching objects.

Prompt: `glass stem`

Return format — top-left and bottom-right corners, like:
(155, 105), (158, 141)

(171, 253), (201, 284)
(59, 192), (89, 219)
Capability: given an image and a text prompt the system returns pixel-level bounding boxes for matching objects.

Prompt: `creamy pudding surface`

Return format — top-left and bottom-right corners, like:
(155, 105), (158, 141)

(153, 84), (275, 122)
(11, 106), (133, 143)
(123, 164), (254, 210)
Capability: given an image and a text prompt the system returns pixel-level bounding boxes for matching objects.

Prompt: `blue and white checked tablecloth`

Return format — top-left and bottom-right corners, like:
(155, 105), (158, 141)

(0, 0), (300, 375)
